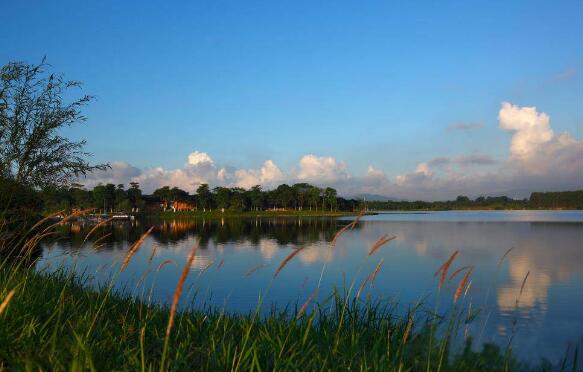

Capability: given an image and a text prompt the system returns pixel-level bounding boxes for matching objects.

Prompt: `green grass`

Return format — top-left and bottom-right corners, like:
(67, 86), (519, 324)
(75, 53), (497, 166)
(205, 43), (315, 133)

(0, 212), (577, 371)
(1, 260), (567, 371)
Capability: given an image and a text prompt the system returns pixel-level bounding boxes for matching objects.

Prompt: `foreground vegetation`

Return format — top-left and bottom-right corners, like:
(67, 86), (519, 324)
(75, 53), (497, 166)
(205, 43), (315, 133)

(0, 261), (548, 371)
(0, 211), (579, 370)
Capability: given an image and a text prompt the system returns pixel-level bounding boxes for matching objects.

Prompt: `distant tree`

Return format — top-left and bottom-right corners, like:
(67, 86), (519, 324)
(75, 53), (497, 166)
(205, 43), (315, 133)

(114, 184), (128, 210)
(127, 182), (143, 211)
(307, 187), (321, 210)
(274, 184), (294, 209)
(196, 184), (212, 211)
(0, 59), (107, 188)
(293, 183), (311, 210)
(249, 185), (263, 211)
(170, 187), (188, 201)
(323, 187), (338, 211)
(456, 195), (470, 204)
(213, 187), (231, 210)
(229, 187), (247, 211)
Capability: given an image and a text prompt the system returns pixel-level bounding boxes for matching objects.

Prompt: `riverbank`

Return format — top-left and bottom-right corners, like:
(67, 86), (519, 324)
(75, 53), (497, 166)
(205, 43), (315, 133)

(0, 262), (541, 371)
(145, 209), (359, 220)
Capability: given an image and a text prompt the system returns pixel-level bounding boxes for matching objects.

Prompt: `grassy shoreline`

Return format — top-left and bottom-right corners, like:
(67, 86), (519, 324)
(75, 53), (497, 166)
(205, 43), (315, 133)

(0, 262), (536, 371)
(144, 209), (358, 220)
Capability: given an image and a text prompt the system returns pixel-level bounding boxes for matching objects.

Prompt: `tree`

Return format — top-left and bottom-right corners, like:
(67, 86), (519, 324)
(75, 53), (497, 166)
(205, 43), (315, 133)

(229, 187), (247, 211)
(323, 187), (338, 211)
(213, 187), (231, 210)
(196, 184), (212, 211)
(307, 187), (321, 210)
(0, 59), (107, 188)
(249, 185), (263, 211)
(114, 184), (128, 210)
(127, 182), (143, 211)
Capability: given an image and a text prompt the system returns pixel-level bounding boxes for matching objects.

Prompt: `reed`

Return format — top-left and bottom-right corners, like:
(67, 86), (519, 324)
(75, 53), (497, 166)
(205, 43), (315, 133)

(82, 217), (115, 245)
(435, 250), (459, 289)
(160, 242), (198, 371)
(448, 265), (471, 282)
(245, 264), (266, 277)
(497, 247), (514, 269)
(330, 209), (365, 247)
(120, 226), (154, 272)
(369, 258), (384, 286)
(273, 246), (305, 278)
(367, 234), (396, 257)
(453, 267), (473, 303)
(166, 243), (198, 337)
(156, 259), (177, 272)
(296, 288), (318, 319)
(93, 232), (112, 247)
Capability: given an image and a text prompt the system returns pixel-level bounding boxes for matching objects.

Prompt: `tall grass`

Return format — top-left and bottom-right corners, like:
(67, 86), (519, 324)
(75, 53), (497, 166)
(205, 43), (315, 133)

(0, 213), (578, 371)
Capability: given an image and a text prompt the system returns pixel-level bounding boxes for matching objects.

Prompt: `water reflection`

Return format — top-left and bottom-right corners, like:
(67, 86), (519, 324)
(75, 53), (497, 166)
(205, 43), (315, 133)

(40, 213), (583, 362)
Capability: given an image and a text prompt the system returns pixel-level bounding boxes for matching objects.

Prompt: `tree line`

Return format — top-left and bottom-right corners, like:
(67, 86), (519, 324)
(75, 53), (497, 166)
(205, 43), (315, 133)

(40, 182), (361, 213)
(366, 192), (583, 210)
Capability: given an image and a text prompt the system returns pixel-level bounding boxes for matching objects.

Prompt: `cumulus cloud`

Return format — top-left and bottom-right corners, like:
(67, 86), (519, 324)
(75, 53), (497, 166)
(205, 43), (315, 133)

(499, 102), (555, 160)
(389, 102), (583, 199)
(84, 102), (582, 200)
(296, 154), (350, 183)
(234, 160), (284, 189)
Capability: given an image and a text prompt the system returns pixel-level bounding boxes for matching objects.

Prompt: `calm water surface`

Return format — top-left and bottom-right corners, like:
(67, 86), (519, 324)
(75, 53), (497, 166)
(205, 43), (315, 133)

(38, 211), (583, 362)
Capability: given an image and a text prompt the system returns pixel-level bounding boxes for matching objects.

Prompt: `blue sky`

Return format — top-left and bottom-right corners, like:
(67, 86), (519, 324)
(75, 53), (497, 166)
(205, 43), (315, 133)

(2, 1), (582, 198)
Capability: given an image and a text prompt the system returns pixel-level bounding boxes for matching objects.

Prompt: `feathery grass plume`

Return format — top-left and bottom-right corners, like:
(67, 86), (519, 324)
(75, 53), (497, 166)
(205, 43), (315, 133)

(355, 276), (370, 300)
(28, 209), (65, 232)
(93, 232), (112, 248)
(519, 271), (530, 296)
(156, 260), (177, 272)
(296, 288), (318, 319)
(434, 250), (459, 289)
(41, 208), (95, 234)
(120, 227), (154, 272)
(136, 268), (152, 288)
(160, 242), (199, 370)
(464, 280), (473, 297)
(166, 242), (198, 337)
(200, 259), (215, 274)
(274, 246), (306, 278)
(148, 245), (158, 263)
(82, 217), (114, 245)
(245, 264), (266, 277)
(454, 267), (473, 303)
(217, 259), (224, 269)
(367, 235), (396, 257)
(0, 289), (16, 315)
(497, 247), (514, 269)
(369, 258), (385, 286)
(331, 209), (365, 247)
(448, 265), (471, 282)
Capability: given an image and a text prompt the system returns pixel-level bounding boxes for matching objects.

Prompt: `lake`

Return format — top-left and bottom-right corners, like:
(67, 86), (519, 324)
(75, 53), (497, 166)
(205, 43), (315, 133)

(38, 210), (583, 363)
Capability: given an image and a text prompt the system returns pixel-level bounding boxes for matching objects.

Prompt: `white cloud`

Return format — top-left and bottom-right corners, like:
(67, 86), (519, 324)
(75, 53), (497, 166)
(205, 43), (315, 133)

(366, 166), (385, 179)
(499, 102), (555, 160)
(235, 160), (284, 189)
(84, 102), (583, 200)
(296, 154), (350, 183)
(187, 151), (214, 166)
